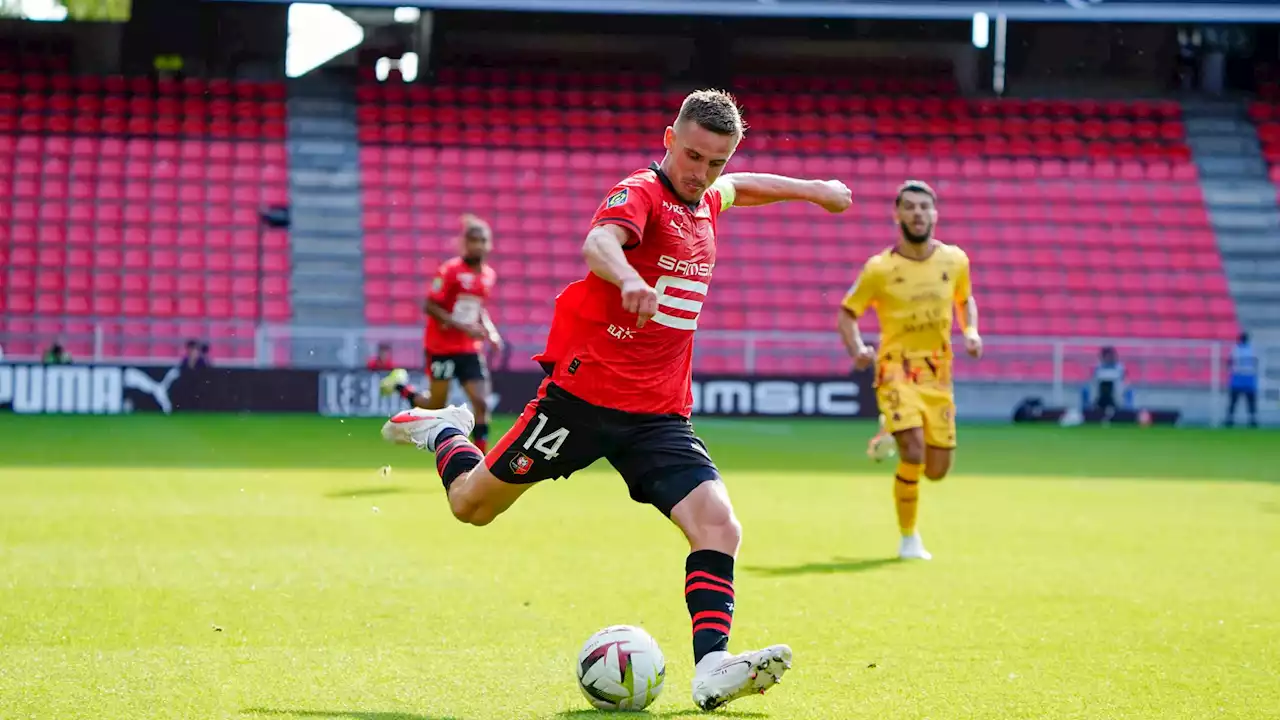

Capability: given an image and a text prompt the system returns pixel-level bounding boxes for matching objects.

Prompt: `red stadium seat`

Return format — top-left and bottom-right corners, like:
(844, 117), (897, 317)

(349, 67), (1234, 381)
(0, 69), (292, 357)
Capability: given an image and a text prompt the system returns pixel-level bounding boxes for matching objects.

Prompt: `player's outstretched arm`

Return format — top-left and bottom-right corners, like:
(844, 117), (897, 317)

(582, 223), (659, 326)
(719, 173), (851, 212)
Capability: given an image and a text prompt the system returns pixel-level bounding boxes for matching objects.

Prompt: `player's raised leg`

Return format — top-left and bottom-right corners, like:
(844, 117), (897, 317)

(380, 403), (527, 525)
(382, 383), (600, 526)
(925, 446), (953, 480)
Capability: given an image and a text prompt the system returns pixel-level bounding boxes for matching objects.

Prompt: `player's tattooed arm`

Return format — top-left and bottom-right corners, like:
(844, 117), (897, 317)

(718, 173), (852, 213)
(582, 224), (659, 327)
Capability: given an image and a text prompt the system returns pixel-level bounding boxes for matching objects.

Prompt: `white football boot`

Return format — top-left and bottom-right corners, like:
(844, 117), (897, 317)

(691, 644), (792, 712)
(898, 532), (932, 561)
(378, 368), (409, 397)
(381, 405), (475, 451)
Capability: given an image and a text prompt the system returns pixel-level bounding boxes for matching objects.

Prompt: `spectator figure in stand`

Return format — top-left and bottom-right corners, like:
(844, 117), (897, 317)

(368, 342), (396, 371)
(1226, 332), (1258, 428)
(43, 339), (72, 365)
(180, 340), (209, 370)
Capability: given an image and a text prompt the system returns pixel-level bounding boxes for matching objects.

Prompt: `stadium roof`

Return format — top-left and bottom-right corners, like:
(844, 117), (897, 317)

(229, 0), (1280, 23)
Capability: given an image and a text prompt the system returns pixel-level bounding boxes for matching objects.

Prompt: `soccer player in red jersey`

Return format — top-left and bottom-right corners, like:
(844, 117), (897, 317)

(380, 214), (502, 451)
(380, 90), (851, 711)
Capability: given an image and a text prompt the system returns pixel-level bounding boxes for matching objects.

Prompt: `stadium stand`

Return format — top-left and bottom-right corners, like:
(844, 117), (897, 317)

(0, 47), (1241, 387)
(357, 64), (1238, 383)
(1247, 69), (1280, 184)
(0, 50), (291, 362)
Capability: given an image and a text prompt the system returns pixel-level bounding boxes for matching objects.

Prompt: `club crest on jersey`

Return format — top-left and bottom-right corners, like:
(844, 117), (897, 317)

(510, 452), (534, 475)
(605, 188), (629, 209)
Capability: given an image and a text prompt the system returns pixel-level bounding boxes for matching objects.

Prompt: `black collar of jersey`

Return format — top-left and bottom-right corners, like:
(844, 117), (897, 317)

(650, 161), (699, 212)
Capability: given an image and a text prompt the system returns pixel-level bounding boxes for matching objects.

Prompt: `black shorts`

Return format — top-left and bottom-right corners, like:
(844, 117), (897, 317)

(425, 352), (488, 383)
(485, 381), (721, 517)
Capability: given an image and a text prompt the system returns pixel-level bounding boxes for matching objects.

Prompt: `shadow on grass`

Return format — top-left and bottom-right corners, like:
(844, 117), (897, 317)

(324, 486), (422, 499)
(743, 557), (902, 577)
(243, 709), (459, 720)
(554, 711), (767, 719)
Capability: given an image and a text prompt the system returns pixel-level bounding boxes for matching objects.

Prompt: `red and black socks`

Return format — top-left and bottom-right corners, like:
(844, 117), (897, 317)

(685, 549), (735, 663)
(433, 427), (483, 491)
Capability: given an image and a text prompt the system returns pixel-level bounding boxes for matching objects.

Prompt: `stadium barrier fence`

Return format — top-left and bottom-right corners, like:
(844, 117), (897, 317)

(3, 323), (1274, 425)
(0, 362), (878, 419)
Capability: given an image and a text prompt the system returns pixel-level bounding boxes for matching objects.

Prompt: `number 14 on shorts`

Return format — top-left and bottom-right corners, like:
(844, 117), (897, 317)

(525, 413), (569, 460)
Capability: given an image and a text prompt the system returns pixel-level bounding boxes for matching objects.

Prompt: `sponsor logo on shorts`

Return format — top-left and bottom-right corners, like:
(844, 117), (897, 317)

(510, 452), (534, 475)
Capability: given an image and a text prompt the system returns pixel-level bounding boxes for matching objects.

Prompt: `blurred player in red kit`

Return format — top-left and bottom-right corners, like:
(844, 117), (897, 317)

(379, 90), (851, 710)
(380, 214), (502, 452)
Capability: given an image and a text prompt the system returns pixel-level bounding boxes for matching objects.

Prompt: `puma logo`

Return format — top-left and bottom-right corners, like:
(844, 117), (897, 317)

(123, 367), (181, 415)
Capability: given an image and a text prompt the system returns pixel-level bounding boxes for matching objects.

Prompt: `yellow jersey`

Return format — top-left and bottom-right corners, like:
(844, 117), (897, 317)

(841, 243), (972, 385)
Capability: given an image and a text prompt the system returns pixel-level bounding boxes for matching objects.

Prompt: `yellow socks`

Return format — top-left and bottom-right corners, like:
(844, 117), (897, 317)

(894, 460), (922, 536)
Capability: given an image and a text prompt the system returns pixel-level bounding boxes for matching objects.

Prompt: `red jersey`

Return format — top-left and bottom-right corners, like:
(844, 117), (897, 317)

(424, 256), (497, 355)
(533, 163), (732, 417)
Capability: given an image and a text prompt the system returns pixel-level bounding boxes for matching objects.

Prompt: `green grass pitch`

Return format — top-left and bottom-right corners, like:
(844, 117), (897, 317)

(1, 413), (1278, 719)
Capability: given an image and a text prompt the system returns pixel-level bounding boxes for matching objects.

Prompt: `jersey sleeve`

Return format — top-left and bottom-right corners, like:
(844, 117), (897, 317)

(591, 181), (654, 247)
(427, 264), (456, 305)
(952, 249), (973, 304)
(841, 259), (881, 317)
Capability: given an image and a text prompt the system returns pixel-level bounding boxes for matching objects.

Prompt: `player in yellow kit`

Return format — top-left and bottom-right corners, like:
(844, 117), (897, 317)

(836, 181), (982, 560)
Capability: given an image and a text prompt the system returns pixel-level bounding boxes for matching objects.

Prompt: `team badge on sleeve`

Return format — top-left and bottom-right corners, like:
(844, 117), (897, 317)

(605, 188), (629, 209)
(431, 277), (444, 292)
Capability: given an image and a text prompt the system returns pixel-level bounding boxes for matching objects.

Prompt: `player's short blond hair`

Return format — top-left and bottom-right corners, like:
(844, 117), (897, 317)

(460, 213), (491, 240)
(676, 89), (747, 137)
(895, 180), (938, 207)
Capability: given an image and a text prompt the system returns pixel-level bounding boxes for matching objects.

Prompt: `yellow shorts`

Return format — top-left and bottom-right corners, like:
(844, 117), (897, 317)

(877, 381), (957, 449)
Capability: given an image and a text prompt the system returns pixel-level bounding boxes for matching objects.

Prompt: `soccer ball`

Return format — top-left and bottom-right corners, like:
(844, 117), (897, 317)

(867, 432), (897, 462)
(576, 625), (666, 710)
